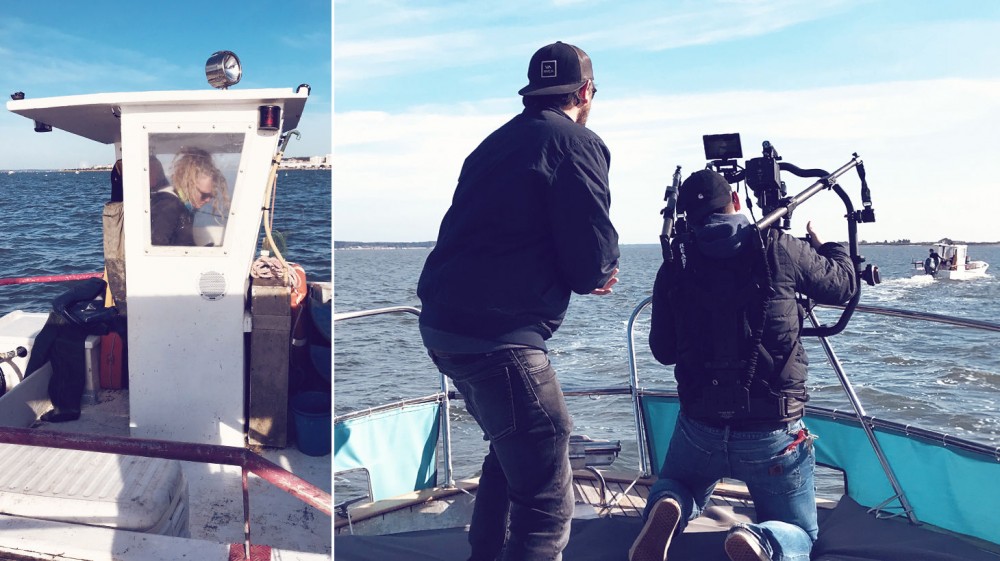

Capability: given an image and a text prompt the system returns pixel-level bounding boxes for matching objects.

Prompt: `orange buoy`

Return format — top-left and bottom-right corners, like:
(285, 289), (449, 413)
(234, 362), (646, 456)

(289, 263), (308, 348)
(99, 331), (125, 389)
(100, 268), (126, 389)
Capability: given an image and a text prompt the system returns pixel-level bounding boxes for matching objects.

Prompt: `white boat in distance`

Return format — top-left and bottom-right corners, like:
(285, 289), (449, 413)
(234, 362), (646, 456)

(913, 243), (990, 279)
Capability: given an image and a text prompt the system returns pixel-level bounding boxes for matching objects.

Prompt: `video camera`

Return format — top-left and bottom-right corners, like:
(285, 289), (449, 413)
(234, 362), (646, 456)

(704, 133), (788, 227)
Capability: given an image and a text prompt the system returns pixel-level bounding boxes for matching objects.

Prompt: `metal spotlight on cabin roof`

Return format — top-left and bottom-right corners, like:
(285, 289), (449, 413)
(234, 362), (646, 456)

(205, 50), (242, 89)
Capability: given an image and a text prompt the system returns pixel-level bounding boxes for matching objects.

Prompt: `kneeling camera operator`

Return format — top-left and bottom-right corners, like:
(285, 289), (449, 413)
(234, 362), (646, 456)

(629, 133), (865, 561)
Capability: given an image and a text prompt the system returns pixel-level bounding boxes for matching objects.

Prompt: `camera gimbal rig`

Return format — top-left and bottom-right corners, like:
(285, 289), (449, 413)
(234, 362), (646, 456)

(659, 133), (881, 337)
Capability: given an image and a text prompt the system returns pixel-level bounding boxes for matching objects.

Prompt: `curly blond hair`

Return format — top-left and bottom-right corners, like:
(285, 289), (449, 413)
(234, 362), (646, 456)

(171, 147), (231, 223)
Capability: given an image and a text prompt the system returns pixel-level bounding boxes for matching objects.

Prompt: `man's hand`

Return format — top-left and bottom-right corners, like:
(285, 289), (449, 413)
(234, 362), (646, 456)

(591, 268), (619, 295)
(806, 222), (823, 249)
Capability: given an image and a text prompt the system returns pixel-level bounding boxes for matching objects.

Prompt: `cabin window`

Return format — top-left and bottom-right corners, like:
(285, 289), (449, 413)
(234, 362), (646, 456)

(148, 133), (244, 247)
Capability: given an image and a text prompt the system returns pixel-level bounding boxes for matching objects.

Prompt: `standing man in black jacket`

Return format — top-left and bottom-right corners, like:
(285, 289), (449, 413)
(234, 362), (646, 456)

(417, 41), (620, 561)
(630, 170), (856, 561)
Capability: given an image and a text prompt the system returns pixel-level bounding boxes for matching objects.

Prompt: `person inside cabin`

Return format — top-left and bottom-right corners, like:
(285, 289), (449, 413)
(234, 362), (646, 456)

(417, 41), (619, 561)
(150, 147), (230, 246)
(631, 169), (856, 561)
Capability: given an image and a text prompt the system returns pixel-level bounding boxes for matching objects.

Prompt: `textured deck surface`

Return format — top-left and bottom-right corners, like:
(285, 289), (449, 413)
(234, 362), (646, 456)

(571, 471), (754, 518)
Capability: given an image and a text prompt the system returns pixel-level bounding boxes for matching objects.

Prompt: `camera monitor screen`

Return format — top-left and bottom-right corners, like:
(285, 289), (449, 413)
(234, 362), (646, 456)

(703, 133), (743, 160)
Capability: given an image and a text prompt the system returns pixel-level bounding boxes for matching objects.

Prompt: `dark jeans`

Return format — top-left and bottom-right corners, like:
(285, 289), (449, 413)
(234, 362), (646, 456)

(430, 348), (574, 561)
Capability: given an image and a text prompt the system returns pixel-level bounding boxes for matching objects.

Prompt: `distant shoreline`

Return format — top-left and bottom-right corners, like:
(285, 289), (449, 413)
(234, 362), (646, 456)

(2, 156), (331, 173)
(336, 241), (435, 250)
(336, 241), (999, 249)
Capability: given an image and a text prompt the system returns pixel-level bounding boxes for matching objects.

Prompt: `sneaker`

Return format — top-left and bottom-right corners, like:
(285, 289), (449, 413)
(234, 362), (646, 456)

(628, 497), (681, 561)
(724, 528), (771, 561)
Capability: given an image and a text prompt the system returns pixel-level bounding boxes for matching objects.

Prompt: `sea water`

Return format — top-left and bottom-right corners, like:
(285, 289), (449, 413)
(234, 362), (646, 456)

(334, 243), (1000, 483)
(0, 169), (331, 312)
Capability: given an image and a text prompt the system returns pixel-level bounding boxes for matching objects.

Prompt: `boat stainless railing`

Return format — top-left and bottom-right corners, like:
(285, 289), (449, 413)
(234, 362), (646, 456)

(805, 304), (1000, 522)
(626, 296), (654, 479)
(626, 298), (1000, 523)
(806, 308), (917, 523)
(336, 300), (1000, 519)
(334, 306), (639, 498)
(333, 306), (456, 487)
(820, 303), (1000, 332)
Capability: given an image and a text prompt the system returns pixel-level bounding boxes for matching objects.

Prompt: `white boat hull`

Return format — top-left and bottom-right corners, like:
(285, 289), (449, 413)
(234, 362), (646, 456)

(912, 261), (989, 280)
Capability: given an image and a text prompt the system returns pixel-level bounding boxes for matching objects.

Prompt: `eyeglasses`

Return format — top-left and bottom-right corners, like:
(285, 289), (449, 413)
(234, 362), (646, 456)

(591, 82), (598, 97)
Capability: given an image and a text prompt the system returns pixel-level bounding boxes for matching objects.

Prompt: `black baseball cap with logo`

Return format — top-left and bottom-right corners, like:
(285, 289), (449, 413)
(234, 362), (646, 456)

(518, 41), (594, 97)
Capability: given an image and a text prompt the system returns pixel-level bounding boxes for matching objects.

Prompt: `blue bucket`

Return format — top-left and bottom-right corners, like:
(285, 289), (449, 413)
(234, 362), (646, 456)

(290, 391), (331, 456)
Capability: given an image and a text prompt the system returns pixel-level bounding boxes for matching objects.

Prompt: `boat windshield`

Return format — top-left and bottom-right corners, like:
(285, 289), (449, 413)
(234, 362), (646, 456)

(148, 132), (244, 247)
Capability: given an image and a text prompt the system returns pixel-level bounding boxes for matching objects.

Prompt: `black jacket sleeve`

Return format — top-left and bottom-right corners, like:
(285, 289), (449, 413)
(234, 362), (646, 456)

(547, 137), (620, 294)
(648, 260), (677, 365)
(787, 239), (857, 305)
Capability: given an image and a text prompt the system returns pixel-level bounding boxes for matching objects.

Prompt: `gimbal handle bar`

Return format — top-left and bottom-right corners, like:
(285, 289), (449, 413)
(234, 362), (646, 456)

(753, 155), (866, 338)
(659, 166), (683, 260)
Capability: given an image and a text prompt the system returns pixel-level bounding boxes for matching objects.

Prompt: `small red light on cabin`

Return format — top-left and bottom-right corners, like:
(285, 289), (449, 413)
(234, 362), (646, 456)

(258, 105), (281, 132)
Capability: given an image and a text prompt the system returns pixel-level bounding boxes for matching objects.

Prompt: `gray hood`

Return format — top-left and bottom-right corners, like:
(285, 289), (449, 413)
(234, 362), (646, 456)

(693, 213), (754, 259)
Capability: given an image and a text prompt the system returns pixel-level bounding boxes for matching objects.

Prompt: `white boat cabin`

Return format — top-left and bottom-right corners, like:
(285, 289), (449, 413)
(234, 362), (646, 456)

(914, 243), (990, 280)
(7, 86), (309, 446)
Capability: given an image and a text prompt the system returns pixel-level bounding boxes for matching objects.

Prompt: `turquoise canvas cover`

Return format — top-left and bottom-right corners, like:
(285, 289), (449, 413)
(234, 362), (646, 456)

(638, 396), (680, 475)
(640, 394), (1000, 545)
(334, 400), (441, 501)
(808, 414), (1000, 546)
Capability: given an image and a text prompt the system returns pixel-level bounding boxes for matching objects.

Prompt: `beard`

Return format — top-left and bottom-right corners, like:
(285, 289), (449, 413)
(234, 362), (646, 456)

(575, 100), (591, 126)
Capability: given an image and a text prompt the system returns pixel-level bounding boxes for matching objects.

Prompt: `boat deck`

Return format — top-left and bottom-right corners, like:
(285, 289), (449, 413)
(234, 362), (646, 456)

(29, 389), (331, 557)
(334, 469), (769, 536)
(570, 470), (762, 518)
(336, 469), (1000, 561)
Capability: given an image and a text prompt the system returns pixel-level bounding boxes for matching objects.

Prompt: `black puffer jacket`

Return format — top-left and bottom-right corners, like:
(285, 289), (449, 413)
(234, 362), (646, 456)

(418, 106), (619, 351)
(650, 213), (856, 417)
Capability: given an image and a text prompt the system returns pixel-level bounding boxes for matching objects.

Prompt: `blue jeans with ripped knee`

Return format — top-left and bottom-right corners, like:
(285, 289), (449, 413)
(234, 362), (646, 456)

(644, 414), (817, 561)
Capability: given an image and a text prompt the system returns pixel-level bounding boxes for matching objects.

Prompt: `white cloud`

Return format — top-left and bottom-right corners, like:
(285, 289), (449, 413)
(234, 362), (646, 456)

(334, 77), (1000, 243)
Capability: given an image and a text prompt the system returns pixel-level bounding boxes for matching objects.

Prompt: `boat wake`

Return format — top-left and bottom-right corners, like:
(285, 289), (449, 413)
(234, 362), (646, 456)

(883, 275), (935, 287)
(864, 274), (934, 303)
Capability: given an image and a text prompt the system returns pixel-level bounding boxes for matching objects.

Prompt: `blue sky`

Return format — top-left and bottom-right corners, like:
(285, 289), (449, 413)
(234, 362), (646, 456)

(0, 0), (331, 170)
(335, 0), (1000, 244)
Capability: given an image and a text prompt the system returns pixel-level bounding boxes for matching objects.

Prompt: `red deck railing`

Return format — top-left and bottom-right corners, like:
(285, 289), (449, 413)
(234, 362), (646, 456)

(0, 424), (331, 557)
(1, 272), (331, 557)
(0, 272), (104, 286)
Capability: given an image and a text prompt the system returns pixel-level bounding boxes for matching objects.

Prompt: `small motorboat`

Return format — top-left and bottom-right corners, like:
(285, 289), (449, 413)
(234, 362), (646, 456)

(913, 243), (990, 279)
